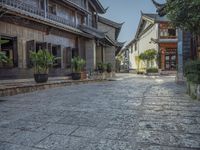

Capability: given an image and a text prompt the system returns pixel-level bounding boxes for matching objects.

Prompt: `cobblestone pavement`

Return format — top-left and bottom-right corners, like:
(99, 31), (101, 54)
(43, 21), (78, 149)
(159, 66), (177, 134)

(0, 74), (200, 150)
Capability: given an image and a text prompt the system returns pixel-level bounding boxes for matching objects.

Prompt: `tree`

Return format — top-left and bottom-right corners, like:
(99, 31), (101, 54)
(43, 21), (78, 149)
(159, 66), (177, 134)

(165, 0), (200, 35)
(139, 49), (157, 69)
(165, 0), (200, 59)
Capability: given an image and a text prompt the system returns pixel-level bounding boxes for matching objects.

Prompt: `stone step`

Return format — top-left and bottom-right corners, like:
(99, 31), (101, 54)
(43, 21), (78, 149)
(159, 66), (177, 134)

(0, 78), (104, 97)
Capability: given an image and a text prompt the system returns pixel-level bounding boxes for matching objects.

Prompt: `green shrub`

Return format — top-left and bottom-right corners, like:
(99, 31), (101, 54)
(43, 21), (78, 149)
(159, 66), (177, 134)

(30, 50), (55, 74)
(71, 56), (86, 73)
(106, 63), (112, 73)
(184, 60), (200, 84)
(146, 68), (159, 73)
(97, 62), (107, 73)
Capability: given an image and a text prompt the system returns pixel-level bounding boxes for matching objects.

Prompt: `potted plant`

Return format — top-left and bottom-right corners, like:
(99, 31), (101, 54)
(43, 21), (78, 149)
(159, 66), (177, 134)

(30, 50), (55, 83)
(106, 63), (112, 73)
(71, 56), (86, 80)
(97, 62), (107, 73)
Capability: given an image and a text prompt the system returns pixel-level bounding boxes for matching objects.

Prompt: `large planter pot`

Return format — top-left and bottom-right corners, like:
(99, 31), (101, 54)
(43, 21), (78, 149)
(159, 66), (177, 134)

(72, 72), (81, 80)
(34, 74), (48, 83)
(107, 68), (112, 73)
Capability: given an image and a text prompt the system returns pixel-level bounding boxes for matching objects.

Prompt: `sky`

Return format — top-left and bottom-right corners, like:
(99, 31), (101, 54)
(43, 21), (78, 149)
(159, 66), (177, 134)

(99, 0), (166, 45)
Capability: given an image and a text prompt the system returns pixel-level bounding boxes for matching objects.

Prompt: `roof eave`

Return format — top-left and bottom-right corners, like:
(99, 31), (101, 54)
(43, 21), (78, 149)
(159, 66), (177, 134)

(92, 0), (106, 14)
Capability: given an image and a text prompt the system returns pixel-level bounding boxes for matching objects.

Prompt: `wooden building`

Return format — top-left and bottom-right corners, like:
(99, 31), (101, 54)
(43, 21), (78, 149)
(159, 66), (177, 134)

(96, 16), (124, 70)
(0, 0), (123, 79)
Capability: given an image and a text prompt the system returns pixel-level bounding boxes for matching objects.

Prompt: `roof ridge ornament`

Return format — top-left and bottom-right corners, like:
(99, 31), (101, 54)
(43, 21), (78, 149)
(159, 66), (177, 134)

(151, 0), (166, 16)
(152, 0), (164, 8)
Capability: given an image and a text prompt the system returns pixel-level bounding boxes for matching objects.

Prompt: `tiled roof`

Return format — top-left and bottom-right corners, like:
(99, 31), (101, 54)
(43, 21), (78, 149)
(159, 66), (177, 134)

(92, 0), (107, 14)
(143, 13), (169, 22)
(98, 16), (124, 39)
(79, 25), (105, 39)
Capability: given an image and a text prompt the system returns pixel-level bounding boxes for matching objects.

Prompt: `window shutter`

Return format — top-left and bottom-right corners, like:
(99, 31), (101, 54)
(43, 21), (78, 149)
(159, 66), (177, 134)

(72, 48), (78, 58)
(48, 43), (52, 53)
(57, 45), (61, 67)
(13, 37), (18, 67)
(66, 47), (72, 68)
(26, 40), (36, 68)
(63, 47), (67, 68)
(41, 42), (48, 50)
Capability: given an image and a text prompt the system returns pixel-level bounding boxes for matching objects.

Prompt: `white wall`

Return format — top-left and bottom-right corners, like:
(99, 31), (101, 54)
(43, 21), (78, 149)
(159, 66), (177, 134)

(137, 23), (159, 54)
(128, 44), (138, 70)
(136, 23), (159, 68)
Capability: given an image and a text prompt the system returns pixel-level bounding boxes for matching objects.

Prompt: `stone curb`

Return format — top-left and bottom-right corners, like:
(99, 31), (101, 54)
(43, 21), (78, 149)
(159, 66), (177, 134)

(0, 79), (106, 97)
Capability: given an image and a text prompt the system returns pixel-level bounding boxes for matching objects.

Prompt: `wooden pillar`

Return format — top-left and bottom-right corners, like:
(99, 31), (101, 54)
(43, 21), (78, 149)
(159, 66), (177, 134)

(161, 48), (165, 70)
(44, 0), (47, 18)
(75, 11), (78, 27)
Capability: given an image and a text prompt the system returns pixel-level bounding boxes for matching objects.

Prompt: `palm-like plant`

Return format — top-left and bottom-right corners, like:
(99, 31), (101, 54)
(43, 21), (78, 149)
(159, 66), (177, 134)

(0, 51), (9, 64)
(71, 56), (86, 73)
(0, 39), (9, 64)
(30, 50), (55, 74)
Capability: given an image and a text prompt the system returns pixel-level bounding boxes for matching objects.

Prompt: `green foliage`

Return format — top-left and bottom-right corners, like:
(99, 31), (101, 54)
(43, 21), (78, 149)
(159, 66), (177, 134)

(139, 49), (157, 61)
(97, 62), (107, 73)
(139, 49), (157, 69)
(146, 68), (159, 73)
(0, 51), (9, 63)
(0, 39), (9, 45)
(165, 0), (200, 34)
(71, 56), (86, 73)
(106, 63), (113, 73)
(184, 59), (200, 83)
(0, 39), (10, 64)
(30, 50), (55, 74)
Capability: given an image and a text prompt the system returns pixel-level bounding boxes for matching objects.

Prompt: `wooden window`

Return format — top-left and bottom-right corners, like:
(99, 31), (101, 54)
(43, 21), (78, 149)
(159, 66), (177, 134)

(52, 45), (61, 68)
(165, 49), (177, 70)
(77, 14), (84, 25)
(0, 36), (18, 68)
(168, 29), (176, 36)
(160, 23), (177, 38)
(39, 0), (45, 10)
(65, 47), (72, 68)
(48, 3), (57, 15)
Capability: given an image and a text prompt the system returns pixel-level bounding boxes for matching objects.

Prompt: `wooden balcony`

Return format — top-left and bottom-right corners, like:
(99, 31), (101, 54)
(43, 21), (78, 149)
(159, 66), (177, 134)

(0, 0), (76, 28)
(160, 36), (177, 39)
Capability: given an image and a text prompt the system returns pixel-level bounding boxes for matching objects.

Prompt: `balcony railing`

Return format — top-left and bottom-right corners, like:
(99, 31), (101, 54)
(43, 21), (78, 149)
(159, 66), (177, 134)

(47, 13), (75, 28)
(0, 0), (76, 28)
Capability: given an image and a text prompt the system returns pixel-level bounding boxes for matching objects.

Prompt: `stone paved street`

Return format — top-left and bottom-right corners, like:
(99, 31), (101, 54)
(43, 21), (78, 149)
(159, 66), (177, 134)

(0, 74), (200, 150)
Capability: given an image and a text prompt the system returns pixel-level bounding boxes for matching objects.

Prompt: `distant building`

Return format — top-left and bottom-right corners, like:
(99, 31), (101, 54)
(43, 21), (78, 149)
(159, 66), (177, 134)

(152, 0), (199, 81)
(124, 12), (178, 72)
(96, 16), (124, 70)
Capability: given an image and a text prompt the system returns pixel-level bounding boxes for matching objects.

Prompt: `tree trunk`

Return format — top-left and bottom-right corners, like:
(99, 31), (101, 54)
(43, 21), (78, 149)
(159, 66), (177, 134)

(191, 34), (198, 60)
